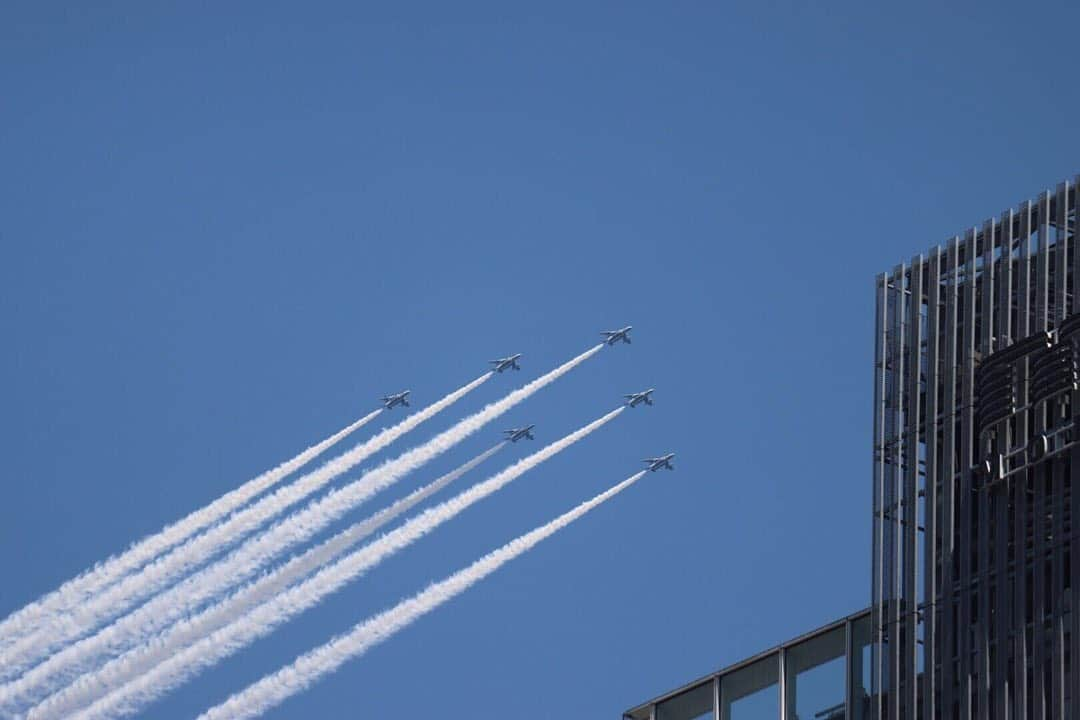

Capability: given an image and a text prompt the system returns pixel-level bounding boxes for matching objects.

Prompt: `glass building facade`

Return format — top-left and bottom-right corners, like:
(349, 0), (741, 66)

(625, 178), (1080, 720)
(872, 178), (1080, 720)
(624, 610), (871, 720)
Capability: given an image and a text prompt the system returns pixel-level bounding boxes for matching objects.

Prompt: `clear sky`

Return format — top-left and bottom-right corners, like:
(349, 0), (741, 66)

(1, 1), (1078, 718)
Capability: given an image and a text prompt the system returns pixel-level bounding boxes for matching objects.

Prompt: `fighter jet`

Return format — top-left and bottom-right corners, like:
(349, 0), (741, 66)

(625, 389), (655, 407)
(503, 425), (536, 443)
(489, 354), (523, 373)
(381, 390), (410, 409)
(643, 453), (675, 472)
(601, 326), (633, 345)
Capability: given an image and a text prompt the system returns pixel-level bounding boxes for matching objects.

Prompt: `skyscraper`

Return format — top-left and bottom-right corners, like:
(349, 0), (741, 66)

(873, 180), (1078, 719)
(625, 177), (1080, 720)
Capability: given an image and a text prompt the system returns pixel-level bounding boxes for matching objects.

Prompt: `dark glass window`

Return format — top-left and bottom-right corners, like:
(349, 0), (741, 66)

(785, 626), (846, 720)
(721, 654), (779, 720)
(656, 681), (713, 720)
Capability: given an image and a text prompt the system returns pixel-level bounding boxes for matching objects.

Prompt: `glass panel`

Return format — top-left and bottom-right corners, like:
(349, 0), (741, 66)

(721, 654), (779, 720)
(785, 626), (846, 720)
(656, 681), (713, 720)
(849, 615), (873, 720)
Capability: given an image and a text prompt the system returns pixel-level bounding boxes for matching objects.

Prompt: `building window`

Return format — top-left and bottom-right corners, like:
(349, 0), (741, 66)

(849, 614), (872, 720)
(656, 681), (714, 720)
(784, 626), (846, 720)
(720, 654), (779, 720)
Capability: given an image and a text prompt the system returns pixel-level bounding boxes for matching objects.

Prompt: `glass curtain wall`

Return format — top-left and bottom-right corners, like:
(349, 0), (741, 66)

(624, 611), (874, 720)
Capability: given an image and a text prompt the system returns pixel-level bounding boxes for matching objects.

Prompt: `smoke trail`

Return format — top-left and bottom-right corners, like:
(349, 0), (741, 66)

(199, 470), (646, 720)
(66, 409), (622, 720)
(3, 344), (600, 708)
(0, 375), (489, 682)
(0, 409), (383, 657)
(26, 444), (506, 719)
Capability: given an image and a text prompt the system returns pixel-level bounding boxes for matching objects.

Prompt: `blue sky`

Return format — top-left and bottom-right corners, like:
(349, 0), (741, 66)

(1, 1), (1078, 717)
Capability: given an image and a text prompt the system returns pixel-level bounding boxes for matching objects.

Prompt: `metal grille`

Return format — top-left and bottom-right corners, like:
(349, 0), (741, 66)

(872, 179), (1080, 719)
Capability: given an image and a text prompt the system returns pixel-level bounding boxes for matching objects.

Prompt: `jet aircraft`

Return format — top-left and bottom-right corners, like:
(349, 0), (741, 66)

(643, 453), (675, 472)
(625, 389), (655, 407)
(601, 326), (633, 345)
(489, 354), (523, 373)
(381, 390), (410, 409)
(503, 425), (536, 443)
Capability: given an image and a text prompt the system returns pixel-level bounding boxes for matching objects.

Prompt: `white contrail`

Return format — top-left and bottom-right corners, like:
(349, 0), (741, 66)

(25, 444), (506, 719)
(0, 409), (382, 657)
(0, 375), (489, 682)
(67, 408), (622, 720)
(199, 470), (647, 720)
(3, 344), (600, 708)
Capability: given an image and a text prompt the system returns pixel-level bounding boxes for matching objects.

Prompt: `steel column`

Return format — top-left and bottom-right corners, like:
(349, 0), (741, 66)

(924, 247), (942, 720)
